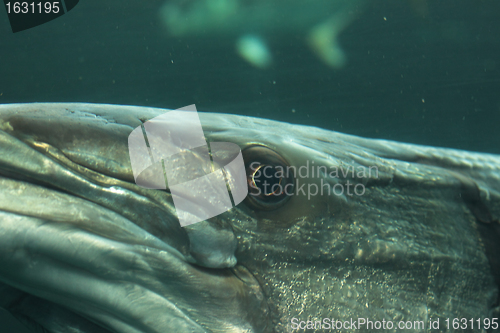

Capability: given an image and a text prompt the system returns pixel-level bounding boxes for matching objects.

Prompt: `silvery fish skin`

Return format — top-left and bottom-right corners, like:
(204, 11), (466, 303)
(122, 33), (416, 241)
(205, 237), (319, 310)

(0, 103), (498, 333)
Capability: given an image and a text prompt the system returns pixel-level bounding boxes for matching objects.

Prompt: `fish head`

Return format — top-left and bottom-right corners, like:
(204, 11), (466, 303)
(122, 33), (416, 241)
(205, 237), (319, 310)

(0, 103), (498, 332)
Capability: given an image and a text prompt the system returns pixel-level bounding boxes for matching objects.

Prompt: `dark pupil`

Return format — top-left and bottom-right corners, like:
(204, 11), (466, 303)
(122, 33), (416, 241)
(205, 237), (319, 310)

(253, 166), (283, 196)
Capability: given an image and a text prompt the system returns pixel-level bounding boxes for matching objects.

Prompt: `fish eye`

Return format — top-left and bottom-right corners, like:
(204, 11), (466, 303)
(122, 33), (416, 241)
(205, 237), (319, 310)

(242, 145), (294, 210)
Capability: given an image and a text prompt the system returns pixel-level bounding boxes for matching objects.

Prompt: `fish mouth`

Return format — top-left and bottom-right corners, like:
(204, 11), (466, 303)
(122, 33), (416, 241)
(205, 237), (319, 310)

(0, 105), (270, 332)
(0, 178), (268, 332)
(0, 179), (268, 332)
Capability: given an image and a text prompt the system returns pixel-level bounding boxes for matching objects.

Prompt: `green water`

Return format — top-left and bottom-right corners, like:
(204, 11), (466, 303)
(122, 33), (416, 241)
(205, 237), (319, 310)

(0, 0), (499, 152)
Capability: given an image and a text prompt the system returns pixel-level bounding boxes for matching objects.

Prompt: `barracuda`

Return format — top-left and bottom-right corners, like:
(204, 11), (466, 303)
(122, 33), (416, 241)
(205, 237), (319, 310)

(0, 103), (499, 333)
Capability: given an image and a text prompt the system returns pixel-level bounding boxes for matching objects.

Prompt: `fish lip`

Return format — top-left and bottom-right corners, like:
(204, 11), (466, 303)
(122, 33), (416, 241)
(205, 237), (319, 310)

(0, 174), (235, 331)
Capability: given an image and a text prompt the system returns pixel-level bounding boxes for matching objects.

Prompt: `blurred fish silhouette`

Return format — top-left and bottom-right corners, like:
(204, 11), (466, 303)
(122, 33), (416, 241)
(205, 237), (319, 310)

(160, 0), (363, 68)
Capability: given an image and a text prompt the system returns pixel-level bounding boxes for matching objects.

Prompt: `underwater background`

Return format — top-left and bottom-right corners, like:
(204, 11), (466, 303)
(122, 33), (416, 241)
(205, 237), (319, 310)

(1, 0), (499, 154)
(0, 1), (500, 332)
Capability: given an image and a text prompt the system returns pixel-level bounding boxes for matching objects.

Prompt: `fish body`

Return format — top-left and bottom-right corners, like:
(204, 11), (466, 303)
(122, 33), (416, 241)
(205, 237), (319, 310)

(0, 103), (499, 332)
